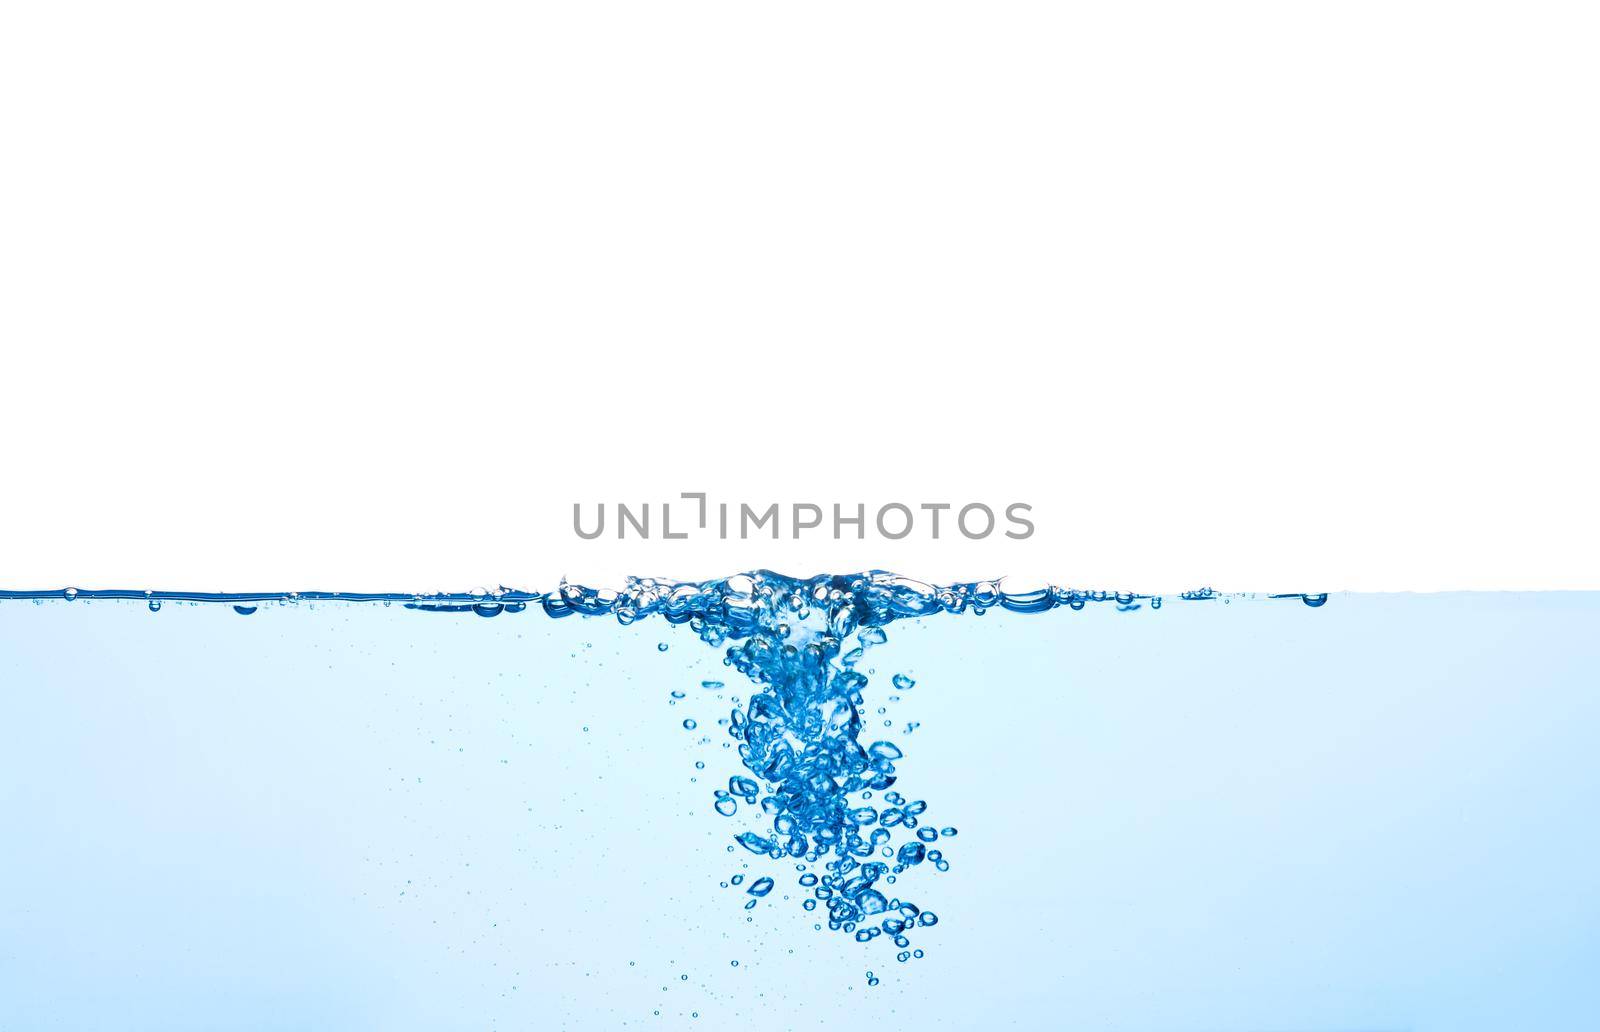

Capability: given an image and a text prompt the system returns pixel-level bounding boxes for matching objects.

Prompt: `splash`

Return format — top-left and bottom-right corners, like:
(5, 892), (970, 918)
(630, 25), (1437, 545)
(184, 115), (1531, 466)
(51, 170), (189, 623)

(631, 571), (958, 955)
(2, 572), (1327, 959)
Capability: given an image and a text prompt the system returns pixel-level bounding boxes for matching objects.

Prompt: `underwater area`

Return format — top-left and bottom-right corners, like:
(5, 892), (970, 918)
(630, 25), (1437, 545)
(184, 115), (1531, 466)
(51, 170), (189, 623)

(2, 574), (1597, 1031)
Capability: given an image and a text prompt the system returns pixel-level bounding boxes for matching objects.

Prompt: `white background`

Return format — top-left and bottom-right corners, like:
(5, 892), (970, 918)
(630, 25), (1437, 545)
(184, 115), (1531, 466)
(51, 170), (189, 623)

(2, 1), (1595, 593)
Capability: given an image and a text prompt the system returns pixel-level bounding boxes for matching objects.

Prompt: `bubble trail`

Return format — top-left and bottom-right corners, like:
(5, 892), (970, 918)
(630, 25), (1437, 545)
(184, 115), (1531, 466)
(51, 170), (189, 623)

(610, 571), (1019, 956)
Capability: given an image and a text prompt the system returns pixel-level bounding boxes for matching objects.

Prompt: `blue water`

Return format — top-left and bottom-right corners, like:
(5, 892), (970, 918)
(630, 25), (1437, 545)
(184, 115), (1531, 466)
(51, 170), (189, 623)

(2, 577), (1597, 1030)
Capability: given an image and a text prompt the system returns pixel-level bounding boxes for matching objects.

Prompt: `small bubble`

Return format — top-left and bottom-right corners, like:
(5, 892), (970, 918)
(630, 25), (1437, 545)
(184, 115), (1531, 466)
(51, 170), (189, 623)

(658, 642), (669, 652)
(682, 719), (697, 730)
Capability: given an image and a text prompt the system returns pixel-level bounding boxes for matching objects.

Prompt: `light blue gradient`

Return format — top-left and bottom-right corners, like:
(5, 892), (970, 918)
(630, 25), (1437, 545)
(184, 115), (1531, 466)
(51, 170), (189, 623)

(2, 592), (1596, 1030)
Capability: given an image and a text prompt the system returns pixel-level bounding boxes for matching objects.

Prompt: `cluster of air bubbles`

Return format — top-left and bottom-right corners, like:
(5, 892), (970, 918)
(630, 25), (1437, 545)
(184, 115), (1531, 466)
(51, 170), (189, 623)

(632, 572), (989, 958)
(713, 775), (760, 818)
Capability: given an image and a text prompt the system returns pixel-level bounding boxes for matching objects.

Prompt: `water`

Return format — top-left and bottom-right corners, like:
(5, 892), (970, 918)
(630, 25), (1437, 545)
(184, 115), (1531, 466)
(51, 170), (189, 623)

(2, 576), (1598, 1030)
